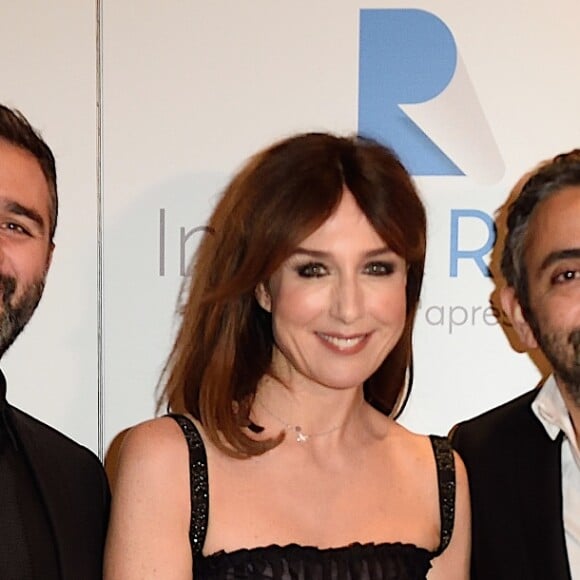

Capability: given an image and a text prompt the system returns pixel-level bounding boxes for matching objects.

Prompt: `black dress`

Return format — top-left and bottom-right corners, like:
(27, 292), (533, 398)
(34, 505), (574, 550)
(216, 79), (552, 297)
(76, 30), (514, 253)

(169, 414), (456, 580)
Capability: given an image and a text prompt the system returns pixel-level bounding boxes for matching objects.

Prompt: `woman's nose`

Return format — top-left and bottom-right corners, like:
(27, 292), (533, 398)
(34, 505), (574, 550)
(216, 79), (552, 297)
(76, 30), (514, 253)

(329, 276), (364, 324)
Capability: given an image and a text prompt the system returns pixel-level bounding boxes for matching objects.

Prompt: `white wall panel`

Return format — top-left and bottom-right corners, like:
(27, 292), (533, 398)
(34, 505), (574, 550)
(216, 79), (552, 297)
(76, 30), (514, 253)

(0, 2), (98, 451)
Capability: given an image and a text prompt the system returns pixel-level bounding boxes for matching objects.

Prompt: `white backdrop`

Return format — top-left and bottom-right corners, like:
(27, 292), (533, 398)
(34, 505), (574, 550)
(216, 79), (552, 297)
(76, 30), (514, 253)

(1, 1), (578, 458)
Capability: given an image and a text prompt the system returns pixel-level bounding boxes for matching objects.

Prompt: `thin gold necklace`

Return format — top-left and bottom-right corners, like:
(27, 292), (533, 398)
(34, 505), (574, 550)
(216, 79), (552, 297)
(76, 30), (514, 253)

(255, 398), (342, 443)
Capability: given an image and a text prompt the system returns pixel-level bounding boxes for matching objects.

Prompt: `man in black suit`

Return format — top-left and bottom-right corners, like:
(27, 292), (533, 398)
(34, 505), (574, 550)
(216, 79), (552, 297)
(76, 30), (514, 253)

(452, 150), (580, 580)
(0, 104), (109, 579)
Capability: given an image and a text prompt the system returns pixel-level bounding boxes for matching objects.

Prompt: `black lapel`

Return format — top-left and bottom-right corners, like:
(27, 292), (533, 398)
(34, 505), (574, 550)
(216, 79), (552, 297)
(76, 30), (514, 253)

(8, 406), (77, 580)
(515, 405), (572, 580)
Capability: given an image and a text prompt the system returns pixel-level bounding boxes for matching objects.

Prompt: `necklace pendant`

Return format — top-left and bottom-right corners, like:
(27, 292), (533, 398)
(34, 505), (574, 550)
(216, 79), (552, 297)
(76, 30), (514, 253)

(294, 426), (309, 443)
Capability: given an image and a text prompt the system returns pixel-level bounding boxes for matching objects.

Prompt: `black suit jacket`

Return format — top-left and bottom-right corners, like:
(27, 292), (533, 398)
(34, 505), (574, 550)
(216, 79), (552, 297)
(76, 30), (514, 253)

(452, 388), (572, 580)
(4, 398), (110, 579)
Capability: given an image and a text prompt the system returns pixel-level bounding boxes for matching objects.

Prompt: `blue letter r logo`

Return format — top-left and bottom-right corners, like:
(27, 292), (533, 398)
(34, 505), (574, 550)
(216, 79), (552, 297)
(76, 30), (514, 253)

(359, 9), (461, 176)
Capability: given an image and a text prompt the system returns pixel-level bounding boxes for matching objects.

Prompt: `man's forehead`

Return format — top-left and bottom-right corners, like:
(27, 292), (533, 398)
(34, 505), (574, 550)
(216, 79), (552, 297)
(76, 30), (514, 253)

(533, 185), (580, 223)
(525, 186), (580, 265)
(0, 141), (52, 231)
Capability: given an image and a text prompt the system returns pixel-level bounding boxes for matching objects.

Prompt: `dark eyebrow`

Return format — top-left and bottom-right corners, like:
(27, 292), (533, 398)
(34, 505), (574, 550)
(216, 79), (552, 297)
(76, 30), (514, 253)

(292, 246), (394, 259)
(2, 200), (46, 233)
(540, 248), (580, 271)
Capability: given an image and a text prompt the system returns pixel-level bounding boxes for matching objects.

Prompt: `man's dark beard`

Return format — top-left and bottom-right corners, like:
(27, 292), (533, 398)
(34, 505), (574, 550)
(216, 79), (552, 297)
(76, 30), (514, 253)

(533, 322), (580, 407)
(0, 273), (45, 359)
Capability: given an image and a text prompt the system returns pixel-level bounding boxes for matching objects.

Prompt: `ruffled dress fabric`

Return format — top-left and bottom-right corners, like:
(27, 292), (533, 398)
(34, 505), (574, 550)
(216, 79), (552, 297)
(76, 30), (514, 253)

(196, 542), (432, 579)
(168, 414), (455, 580)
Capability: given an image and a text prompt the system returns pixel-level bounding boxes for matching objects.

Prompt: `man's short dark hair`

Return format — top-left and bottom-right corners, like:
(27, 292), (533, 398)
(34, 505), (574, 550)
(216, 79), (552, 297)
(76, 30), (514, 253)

(501, 149), (580, 319)
(0, 104), (58, 240)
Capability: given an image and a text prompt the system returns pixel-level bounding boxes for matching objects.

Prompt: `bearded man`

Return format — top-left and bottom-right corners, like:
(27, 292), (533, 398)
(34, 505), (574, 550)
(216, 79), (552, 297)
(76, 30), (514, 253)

(0, 104), (109, 579)
(452, 150), (580, 580)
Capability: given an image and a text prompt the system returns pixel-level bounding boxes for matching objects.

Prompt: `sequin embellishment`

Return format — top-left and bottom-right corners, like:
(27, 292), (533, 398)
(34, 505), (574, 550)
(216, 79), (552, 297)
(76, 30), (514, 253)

(429, 435), (456, 556)
(168, 414), (209, 554)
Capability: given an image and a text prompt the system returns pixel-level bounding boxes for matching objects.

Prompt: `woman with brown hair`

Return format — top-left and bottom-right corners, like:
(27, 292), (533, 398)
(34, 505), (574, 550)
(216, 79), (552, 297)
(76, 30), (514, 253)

(104, 133), (470, 579)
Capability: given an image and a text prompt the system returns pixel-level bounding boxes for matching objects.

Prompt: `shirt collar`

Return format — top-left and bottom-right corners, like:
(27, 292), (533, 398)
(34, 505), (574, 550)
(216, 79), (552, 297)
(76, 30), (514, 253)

(0, 370), (19, 451)
(0, 368), (6, 403)
(0, 369), (8, 445)
(532, 374), (580, 466)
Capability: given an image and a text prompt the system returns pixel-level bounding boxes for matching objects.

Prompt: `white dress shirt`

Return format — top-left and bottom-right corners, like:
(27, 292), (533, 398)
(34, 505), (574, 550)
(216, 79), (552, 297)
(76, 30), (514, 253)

(532, 375), (580, 579)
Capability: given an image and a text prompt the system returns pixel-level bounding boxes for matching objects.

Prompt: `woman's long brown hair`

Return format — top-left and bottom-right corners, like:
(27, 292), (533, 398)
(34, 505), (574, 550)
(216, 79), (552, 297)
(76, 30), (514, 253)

(158, 133), (426, 457)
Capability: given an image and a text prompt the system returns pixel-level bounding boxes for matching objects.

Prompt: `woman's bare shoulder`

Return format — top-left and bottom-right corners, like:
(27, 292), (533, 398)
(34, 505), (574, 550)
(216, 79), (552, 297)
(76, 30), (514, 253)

(108, 416), (197, 507)
(384, 421), (434, 458)
(393, 424), (467, 479)
(388, 422), (469, 517)
(119, 416), (190, 465)
(384, 422), (467, 491)
(104, 417), (195, 578)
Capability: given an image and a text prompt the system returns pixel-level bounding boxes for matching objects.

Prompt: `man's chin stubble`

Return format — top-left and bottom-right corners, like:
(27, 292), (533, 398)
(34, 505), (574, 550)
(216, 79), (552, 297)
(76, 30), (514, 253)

(0, 276), (45, 359)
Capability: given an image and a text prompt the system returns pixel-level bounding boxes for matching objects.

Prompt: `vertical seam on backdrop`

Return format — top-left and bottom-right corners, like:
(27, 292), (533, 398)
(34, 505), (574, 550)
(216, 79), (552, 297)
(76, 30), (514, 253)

(96, 0), (105, 461)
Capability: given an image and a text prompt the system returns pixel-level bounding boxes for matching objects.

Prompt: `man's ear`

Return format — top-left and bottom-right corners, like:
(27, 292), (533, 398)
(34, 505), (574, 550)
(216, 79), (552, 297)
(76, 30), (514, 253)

(255, 282), (272, 313)
(500, 286), (538, 350)
(42, 241), (55, 276)
(47, 242), (55, 268)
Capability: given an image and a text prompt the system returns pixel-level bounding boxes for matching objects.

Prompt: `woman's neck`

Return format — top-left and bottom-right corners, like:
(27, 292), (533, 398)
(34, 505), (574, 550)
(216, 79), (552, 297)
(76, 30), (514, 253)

(253, 374), (367, 443)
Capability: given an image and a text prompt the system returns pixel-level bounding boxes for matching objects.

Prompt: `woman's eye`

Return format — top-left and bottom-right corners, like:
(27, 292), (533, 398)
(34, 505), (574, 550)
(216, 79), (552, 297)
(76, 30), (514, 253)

(364, 262), (394, 276)
(296, 263), (327, 278)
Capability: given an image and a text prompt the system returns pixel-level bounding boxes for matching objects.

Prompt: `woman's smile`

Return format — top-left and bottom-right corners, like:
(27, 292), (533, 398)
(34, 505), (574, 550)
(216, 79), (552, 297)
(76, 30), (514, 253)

(315, 331), (372, 354)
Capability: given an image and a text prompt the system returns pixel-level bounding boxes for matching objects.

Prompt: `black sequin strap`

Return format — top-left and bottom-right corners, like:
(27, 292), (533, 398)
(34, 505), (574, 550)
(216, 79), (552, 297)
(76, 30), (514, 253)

(167, 414), (209, 555)
(429, 435), (456, 556)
